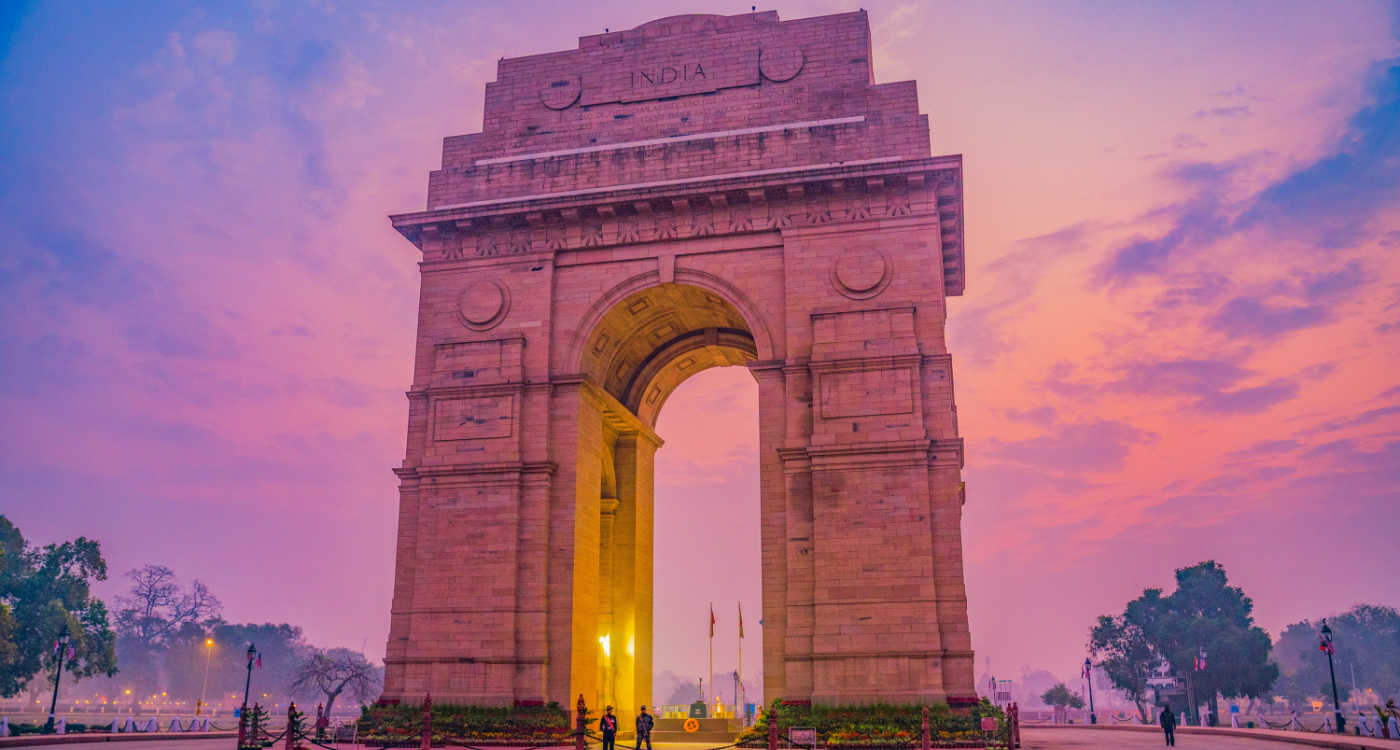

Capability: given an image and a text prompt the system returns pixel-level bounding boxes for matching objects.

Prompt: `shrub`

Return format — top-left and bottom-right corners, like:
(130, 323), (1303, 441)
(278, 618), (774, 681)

(738, 699), (1006, 748)
(358, 702), (572, 746)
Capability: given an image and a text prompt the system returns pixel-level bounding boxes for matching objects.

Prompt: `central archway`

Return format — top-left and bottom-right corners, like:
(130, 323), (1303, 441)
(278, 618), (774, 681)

(563, 282), (762, 719)
(579, 282), (761, 427)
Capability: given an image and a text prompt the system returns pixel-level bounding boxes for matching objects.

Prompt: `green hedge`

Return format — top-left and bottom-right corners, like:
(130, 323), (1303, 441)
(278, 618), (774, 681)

(358, 702), (573, 745)
(737, 700), (1007, 748)
(3, 722), (101, 735)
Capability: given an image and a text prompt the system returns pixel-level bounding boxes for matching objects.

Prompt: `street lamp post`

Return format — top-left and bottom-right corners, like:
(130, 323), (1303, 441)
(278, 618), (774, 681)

(1320, 621), (1345, 734)
(237, 643), (257, 750)
(242, 643), (257, 711)
(198, 638), (214, 716)
(43, 634), (70, 733)
(1084, 658), (1097, 725)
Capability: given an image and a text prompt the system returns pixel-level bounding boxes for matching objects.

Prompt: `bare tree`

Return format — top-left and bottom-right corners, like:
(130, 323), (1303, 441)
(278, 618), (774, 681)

(289, 648), (382, 716)
(114, 565), (222, 648)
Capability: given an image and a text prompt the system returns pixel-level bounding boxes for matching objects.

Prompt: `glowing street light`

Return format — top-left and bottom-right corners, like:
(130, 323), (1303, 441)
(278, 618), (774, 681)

(198, 638), (214, 716)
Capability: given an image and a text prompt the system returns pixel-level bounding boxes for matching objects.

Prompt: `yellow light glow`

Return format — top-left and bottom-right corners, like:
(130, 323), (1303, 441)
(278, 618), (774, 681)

(124, 689), (132, 695)
(626, 637), (634, 657)
(206, 638), (214, 647)
(598, 634), (610, 658)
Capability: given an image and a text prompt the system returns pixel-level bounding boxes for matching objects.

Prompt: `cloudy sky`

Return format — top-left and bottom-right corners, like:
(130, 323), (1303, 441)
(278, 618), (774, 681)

(2, 0), (1397, 700)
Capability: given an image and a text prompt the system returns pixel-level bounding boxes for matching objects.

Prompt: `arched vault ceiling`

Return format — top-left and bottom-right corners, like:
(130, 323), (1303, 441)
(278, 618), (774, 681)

(581, 283), (757, 426)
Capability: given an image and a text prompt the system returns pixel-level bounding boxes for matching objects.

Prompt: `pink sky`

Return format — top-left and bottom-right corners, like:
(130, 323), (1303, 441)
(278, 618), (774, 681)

(1, 0), (1397, 700)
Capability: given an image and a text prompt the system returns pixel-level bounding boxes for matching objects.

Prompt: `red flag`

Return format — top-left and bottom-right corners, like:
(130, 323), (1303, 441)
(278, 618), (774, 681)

(738, 603), (744, 640)
(710, 605), (716, 638)
(256, 653), (263, 669)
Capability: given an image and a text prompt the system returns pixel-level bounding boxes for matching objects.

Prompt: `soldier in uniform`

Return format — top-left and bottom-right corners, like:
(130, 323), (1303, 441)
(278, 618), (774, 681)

(635, 705), (654, 750)
(599, 706), (617, 750)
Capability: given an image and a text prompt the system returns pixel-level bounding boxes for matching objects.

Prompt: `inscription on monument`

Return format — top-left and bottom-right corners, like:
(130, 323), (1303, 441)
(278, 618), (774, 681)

(581, 49), (759, 106)
(631, 62), (706, 89)
(433, 395), (514, 440)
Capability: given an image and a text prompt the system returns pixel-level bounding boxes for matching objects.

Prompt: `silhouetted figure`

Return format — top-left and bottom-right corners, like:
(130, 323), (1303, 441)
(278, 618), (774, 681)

(1159, 706), (1176, 747)
(599, 706), (617, 750)
(635, 705), (654, 750)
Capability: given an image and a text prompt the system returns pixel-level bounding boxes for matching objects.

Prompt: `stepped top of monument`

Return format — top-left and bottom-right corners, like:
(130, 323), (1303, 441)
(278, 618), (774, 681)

(424, 9), (943, 210)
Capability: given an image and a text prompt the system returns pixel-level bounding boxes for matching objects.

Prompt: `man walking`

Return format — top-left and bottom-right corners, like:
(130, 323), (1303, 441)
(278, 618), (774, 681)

(599, 706), (617, 750)
(635, 705), (654, 750)
(1159, 705), (1176, 747)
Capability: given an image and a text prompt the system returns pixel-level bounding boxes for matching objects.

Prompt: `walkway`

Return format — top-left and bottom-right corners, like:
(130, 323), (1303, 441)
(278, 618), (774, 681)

(1022, 726), (1400, 749)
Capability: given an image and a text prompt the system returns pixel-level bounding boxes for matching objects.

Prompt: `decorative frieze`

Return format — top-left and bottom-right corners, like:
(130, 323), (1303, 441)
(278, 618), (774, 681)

(417, 170), (952, 262)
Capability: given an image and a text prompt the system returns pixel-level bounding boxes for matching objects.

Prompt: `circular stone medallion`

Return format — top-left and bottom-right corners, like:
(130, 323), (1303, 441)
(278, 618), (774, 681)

(538, 75), (582, 110)
(458, 279), (509, 330)
(831, 248), (891, 299)
(759, 47), (805, 82)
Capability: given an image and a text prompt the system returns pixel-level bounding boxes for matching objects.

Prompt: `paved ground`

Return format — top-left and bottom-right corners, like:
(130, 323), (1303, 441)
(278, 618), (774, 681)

(1020, 727), (1384, 749)
(9, 735), (1398, 750)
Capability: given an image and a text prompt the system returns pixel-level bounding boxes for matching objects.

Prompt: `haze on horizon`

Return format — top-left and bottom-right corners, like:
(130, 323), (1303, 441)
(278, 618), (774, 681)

(1, 0), (1397, 700)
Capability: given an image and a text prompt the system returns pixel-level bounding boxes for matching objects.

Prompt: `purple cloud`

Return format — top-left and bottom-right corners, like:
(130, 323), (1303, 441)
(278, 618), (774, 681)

(1195, 379), (1299, 414)
(1111, 358), (1252, 397)
(1005, 405), (1058, 426)
(1302, 261), (1367, 299)
(987, 419), (1158, 473)
(1226, 439), (1301, 460)
(1207, 296), (1328, 338)
(1192, 104), (1251, 118)
(1237, 60), (1400, 247)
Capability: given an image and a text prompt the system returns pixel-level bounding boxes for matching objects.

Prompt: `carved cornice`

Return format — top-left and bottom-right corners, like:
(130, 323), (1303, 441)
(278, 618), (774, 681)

(390, 156), (965, 296)
(394, 461), (558, 482)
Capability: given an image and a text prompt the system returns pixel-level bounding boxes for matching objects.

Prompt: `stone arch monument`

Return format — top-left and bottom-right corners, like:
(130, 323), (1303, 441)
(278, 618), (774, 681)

(382, 9), (975, 710)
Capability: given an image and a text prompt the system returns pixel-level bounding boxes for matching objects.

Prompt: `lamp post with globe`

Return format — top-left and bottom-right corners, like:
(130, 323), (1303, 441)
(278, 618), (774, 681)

(1320, 621), (1345, 734)
(241, 643), (257, 712)
(43, 634), (70, 733)
(1084, 658), (1097, 725)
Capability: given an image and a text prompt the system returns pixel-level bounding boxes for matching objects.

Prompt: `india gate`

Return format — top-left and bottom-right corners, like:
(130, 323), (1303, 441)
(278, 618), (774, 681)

(381, 10), (975, 711)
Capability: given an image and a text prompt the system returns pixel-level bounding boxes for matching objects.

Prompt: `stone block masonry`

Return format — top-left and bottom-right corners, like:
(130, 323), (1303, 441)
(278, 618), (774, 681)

(381, 9), (975, 715)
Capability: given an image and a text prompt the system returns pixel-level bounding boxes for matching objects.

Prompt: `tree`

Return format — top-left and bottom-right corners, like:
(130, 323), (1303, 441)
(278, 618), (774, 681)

(115, 565), (221, 649)
(1155, 562), (1277, 725)
(1090, 613), (1155, 722)
(1275, 605), (1400, 709)
(1087, 561), (1278, 726)
(113, 564), (221, 698)
(210, 622), (310, 704)
(1040, 682), (1084, 722)
(0, 515), (118, 697)
(288, 648), (382, 716)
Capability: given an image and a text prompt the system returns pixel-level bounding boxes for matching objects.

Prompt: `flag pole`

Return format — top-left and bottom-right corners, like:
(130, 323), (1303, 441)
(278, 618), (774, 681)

(708, 601), (714, 710)
(737, 602), (743, 712)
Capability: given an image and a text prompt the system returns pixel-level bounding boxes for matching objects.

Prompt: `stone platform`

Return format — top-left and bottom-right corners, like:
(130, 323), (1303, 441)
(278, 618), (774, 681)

(650, 717), (742, 744)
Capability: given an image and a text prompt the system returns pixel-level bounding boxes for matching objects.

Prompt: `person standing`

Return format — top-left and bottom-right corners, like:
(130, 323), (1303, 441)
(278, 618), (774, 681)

(1159, 705), (1176, 747)
(635, 705), (654, 750)
(599, 706), (617, 750)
